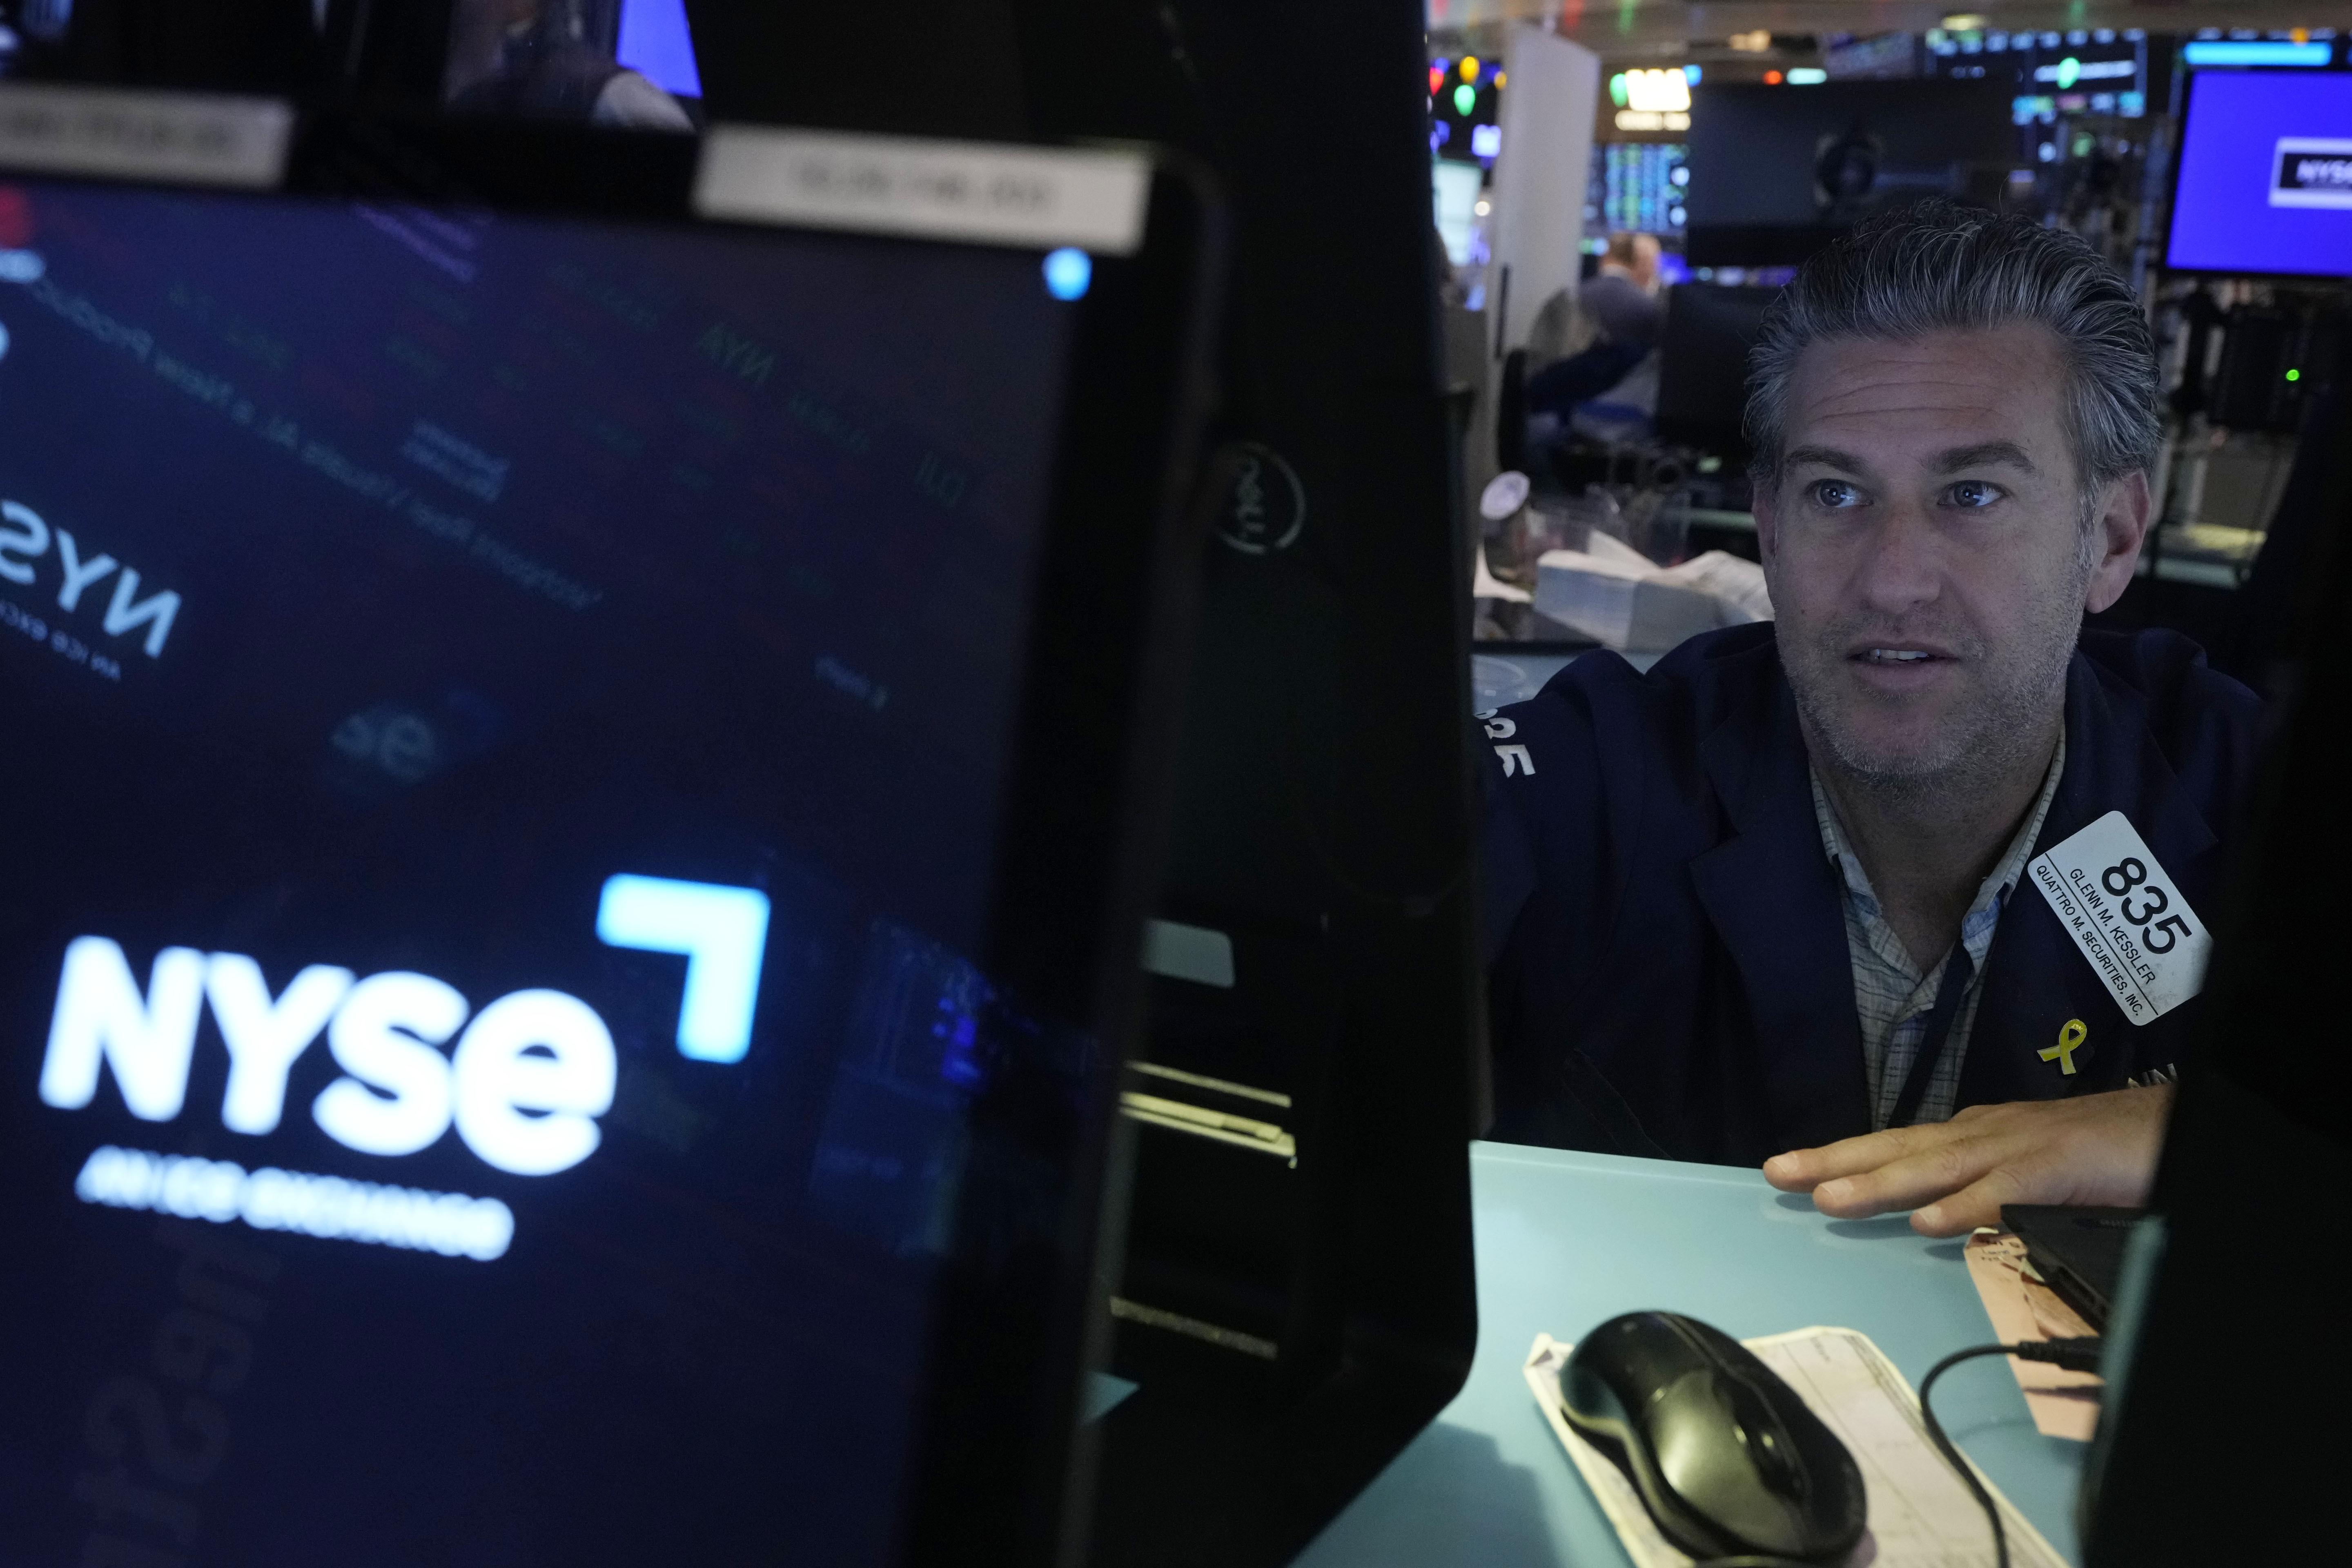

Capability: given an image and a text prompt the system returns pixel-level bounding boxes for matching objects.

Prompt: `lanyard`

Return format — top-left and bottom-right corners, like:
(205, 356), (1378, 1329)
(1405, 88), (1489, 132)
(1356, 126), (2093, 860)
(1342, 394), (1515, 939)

(1890, 945), (1977, 1128)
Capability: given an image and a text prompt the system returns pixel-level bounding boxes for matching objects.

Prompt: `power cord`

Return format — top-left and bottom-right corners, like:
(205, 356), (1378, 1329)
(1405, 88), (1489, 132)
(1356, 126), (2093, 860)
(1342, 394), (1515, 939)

(1918, 1339), (2105, 1568)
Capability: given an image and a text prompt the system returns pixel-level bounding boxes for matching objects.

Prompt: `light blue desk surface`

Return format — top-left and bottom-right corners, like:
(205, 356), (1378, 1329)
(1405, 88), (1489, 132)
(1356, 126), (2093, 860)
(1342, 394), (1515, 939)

(1294, 1142), (2085, 1567)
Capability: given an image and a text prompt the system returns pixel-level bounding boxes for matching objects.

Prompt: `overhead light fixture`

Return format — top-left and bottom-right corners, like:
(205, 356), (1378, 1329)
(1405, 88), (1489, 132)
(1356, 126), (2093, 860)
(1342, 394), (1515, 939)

(1622, 67), (1691, 113)
(1614, 109), (1690, 131)
(1728, 30), (1771, 52)
(1942, 13), (1987, 29)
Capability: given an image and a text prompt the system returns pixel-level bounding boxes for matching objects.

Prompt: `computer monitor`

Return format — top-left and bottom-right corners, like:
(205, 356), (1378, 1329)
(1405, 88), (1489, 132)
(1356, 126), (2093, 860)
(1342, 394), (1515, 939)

(1591, 141), (1689, 239)
(2076, 379), (2352, 1564)
(1683, 80), (2015, 265)
(1655, 283), (1777, 457)
(0, 96), (1219, 1566)
(2165, 67), (2352, 279)
(1021, 3), (1483, 1565)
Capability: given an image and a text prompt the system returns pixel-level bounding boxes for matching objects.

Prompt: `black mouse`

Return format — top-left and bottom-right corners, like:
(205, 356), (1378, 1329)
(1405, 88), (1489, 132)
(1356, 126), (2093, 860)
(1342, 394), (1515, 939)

(1558, 1311), (1867, 1564)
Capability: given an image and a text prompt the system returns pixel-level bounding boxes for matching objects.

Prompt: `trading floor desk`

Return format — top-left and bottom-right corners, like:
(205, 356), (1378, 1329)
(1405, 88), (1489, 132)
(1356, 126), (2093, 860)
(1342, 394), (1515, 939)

(1293, 1143), (2087, 1568)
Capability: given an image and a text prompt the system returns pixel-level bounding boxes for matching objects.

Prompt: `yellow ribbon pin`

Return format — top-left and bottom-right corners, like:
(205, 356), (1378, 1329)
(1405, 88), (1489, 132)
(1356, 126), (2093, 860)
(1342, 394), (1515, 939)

(2041, 1018), (2087, 1075)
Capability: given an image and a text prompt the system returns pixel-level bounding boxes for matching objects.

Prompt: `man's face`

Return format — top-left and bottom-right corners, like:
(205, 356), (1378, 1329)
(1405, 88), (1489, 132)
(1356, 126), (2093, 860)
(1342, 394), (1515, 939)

(1753, 324), (2145, 793)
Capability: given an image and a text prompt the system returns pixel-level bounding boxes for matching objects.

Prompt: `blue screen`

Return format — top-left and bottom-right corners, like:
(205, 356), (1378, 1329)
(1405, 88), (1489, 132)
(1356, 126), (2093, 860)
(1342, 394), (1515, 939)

(2168, 70), (2352, 276)
(0, 177), (1086, 1565)
(617, 0), (704, 98)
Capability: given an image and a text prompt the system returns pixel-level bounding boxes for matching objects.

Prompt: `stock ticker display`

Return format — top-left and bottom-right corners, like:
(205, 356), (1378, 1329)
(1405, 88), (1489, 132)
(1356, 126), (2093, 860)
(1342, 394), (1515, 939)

(0, 176), (1087, 1565)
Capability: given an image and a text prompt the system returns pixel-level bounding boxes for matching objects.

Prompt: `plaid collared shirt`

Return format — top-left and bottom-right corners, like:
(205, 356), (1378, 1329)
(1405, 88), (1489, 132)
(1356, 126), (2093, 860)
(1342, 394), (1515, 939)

(1810, 735), (2066, 1130)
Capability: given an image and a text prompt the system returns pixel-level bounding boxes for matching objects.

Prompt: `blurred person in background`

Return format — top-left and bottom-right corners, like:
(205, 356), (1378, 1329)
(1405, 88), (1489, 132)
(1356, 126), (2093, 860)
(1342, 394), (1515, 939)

(1521, 232), (1666, 428)
(445, 0), (693, 130)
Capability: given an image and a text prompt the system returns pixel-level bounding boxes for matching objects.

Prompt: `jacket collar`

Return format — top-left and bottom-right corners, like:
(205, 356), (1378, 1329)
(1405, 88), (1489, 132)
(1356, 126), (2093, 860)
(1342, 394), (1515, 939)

(2035, 649), (2220, 864)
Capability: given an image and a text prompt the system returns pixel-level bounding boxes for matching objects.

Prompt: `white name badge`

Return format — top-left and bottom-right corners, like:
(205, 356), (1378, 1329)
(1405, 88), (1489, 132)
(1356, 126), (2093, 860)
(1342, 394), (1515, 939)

(2027, 811), (2213, 1026)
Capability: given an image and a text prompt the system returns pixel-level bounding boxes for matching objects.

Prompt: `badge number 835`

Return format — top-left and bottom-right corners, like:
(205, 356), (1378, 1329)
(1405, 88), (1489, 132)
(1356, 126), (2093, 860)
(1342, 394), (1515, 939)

(2101, 858), (2195, 953)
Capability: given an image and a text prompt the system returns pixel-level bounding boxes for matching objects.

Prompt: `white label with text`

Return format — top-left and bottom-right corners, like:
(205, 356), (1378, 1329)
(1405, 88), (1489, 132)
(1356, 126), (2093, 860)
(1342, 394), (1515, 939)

(2027, 811), (2211, 1026)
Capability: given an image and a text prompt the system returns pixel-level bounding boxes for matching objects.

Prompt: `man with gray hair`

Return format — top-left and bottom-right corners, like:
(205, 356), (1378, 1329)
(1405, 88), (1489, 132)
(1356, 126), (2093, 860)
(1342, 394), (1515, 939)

(1479, 203), (2257, 1234)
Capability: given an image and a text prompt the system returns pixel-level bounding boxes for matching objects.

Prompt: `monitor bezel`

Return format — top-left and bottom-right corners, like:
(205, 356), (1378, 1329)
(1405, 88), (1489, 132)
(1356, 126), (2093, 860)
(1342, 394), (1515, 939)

(2160, 65), (2352, 283)
(0, 102), (1225, 1568)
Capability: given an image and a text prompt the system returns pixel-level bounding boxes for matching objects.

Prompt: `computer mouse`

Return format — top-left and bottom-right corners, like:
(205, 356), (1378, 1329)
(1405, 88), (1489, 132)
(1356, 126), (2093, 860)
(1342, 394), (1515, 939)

(1558, 1311), (1867, 1564)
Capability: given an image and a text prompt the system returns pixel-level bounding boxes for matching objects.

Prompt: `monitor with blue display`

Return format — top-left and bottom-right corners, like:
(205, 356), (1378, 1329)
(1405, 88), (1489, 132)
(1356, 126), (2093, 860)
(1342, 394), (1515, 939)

(0, 98), (1219, 1568)
(2167, 68), (2352, 278)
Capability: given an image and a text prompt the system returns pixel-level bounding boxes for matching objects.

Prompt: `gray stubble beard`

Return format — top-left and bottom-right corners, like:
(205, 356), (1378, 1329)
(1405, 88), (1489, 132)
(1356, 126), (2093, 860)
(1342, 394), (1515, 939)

(1782, 561), (2088, 813)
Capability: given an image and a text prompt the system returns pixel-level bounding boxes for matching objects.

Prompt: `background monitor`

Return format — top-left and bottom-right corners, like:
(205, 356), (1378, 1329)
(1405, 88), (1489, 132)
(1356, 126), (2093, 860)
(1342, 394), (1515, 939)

(2165, 67), (2352, 278)
(0, 111), (1218, 1568)
(1683, 80), (2016, 265)
(1591, 141), (1688, 238)
(1654, 283), (1778, 457)
(615, 0), (702, 99)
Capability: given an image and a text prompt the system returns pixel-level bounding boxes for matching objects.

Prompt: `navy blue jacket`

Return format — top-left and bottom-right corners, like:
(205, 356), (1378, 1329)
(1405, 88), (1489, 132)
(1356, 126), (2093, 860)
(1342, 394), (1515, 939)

(1481, 624), (2260, 1166)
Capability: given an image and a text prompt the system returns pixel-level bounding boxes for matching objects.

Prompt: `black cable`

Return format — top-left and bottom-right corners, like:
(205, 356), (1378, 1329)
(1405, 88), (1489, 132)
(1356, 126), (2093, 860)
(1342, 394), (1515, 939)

(1918, 1339), (2105, 1568)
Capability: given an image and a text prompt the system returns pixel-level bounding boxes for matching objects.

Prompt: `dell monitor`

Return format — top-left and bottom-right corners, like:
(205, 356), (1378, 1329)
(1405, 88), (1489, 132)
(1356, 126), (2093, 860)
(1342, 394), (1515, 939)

(0, 93), (1219, 1567)
(2165, 66), (2352, 278)
(1018, 3), (1484, 1565)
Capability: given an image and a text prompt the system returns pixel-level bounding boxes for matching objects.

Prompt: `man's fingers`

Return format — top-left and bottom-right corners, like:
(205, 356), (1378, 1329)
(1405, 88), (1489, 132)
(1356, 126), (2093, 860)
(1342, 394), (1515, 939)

(1763, 1124), (1942, 1191)
(1807, 1131), (2013, 1218)
(1912, 1161), (2038, 1237)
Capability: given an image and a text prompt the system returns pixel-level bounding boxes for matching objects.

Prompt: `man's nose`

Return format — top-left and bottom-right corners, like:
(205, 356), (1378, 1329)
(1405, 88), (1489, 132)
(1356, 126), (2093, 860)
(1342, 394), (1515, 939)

(1850, 499), (1944, 615)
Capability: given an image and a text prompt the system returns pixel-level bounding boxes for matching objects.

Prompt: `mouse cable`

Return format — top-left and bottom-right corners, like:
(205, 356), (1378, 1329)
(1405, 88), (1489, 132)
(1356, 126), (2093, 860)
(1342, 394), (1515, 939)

(1919, 1339), (2104, 1568)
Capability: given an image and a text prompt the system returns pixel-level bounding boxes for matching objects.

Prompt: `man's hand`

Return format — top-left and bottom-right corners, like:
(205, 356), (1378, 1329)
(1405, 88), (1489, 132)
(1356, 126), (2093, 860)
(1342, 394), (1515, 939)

(1761, 1086), (2176, 1238)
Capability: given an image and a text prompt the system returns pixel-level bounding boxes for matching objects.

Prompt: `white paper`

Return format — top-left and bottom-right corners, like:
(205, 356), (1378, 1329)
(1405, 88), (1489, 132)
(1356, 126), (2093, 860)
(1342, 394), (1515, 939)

(2026, 810), (2212, 1027)
(1655, 550), (1773, 623)
(1523, 1327), (2068, 1568)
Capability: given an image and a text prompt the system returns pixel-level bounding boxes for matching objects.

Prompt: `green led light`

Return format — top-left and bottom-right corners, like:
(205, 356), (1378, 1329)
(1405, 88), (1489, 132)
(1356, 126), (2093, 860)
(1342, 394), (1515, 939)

(2056, 56), (2082, 89)
(2287, 368), (2302, 382)
(1454, 82), (1477, 116)
(1609, 72), (1628, 107)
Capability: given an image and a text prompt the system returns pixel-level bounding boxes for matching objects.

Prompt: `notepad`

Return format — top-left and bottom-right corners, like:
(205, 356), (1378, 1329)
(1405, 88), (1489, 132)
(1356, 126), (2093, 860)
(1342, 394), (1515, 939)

(1523, 1327), (2068, 1568)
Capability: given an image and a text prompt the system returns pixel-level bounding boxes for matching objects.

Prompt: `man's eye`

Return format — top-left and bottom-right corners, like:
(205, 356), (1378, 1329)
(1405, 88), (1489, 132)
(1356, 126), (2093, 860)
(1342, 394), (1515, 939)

(1809, 480), (1863, 508)
(1946, 480), (2001, 509)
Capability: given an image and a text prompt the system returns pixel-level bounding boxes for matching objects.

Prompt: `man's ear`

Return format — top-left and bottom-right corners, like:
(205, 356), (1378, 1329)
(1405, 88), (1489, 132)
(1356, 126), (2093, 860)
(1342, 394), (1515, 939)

(1752, 475), (1781, 566)
(2084, 470), (2152, 615)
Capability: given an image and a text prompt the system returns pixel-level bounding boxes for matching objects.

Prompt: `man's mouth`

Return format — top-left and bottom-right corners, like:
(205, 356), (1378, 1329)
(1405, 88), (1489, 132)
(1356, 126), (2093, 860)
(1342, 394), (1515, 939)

(1860, 648), (1937, 664)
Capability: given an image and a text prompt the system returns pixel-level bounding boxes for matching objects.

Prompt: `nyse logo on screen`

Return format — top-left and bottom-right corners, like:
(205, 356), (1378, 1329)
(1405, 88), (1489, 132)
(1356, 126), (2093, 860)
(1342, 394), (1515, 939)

(35, 880), (772, 1176)
(39, 939), (617, 1176)
(2271, 138), (2352, 211)
(0, 499), (181, 657)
